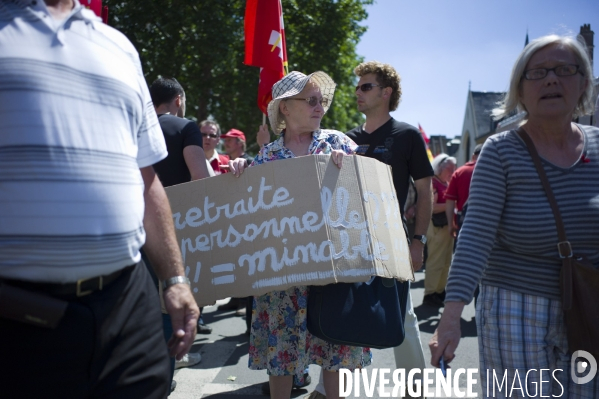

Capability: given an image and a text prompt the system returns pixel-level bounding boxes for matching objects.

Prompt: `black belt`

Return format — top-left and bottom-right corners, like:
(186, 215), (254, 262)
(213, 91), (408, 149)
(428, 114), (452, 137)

(1, 265), (133, 298)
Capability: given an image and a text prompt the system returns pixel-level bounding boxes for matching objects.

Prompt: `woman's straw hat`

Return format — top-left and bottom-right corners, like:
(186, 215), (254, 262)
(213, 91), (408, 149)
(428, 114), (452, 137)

(267, 71), (336, 134)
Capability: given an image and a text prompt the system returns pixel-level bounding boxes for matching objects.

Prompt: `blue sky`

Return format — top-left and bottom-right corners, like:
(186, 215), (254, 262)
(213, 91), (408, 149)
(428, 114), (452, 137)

(354, 0), (599, 138)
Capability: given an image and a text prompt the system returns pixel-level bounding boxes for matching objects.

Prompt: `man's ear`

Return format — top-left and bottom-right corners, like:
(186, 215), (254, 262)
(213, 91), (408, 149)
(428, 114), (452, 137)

(175, 95), (183, 109)
(382, 86), (392, 100)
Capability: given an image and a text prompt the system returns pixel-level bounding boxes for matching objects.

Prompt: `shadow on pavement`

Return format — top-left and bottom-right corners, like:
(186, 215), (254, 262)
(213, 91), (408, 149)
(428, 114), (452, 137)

(200, 382), (308, 399)
(414, 304), (477, 338)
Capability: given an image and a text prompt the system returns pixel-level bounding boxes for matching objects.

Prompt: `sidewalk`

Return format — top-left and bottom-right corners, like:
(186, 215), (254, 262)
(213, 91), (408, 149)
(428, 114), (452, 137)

(170, 271), (480, 398)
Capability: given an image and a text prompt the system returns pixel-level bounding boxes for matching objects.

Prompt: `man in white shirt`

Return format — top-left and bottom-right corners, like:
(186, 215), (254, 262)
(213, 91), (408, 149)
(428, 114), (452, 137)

(0, 1), (198, 397)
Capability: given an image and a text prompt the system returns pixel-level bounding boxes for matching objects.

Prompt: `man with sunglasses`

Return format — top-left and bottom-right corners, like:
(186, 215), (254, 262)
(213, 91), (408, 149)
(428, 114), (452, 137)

(348, 61), (433, 399)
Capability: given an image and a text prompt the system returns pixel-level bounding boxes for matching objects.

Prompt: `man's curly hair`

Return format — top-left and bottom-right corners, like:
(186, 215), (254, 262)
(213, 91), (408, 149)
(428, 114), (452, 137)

(354, 61), (402, 111)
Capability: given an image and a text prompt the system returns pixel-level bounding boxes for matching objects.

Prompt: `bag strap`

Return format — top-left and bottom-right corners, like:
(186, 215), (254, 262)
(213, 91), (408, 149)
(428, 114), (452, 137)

(516, 128), (570, 249)
(516, 128), (573, 309)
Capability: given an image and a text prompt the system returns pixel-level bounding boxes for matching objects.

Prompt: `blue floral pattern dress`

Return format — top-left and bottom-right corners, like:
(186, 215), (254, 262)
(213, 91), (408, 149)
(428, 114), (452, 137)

(247, 129), (372, 382)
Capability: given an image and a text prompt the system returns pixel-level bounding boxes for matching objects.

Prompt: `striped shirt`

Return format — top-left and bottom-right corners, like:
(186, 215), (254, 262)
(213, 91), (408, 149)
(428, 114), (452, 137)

(446, 124), (599, 303)
(0, 0), (167, 283)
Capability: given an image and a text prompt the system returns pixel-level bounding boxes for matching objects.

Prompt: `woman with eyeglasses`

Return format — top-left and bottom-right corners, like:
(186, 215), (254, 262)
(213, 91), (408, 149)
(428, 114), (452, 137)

(229, 71), (370, 399)
(429, 35), (599, 397)
(199, 119), (230, 175)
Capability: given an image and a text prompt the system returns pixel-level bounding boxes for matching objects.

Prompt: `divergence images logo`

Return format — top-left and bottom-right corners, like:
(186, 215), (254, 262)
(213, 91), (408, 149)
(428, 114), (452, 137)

(571, 351), (597, 385)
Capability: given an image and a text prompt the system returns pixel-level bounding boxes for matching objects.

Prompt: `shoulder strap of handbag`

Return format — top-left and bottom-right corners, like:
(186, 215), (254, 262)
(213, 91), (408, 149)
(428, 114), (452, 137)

(516, 127), (573, 309)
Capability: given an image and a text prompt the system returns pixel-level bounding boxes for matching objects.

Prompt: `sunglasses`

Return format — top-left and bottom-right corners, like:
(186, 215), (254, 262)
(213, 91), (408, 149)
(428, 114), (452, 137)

(355, 83), (382, 92)
(286, 96), (330, 108)
(202, 133), (219, 139)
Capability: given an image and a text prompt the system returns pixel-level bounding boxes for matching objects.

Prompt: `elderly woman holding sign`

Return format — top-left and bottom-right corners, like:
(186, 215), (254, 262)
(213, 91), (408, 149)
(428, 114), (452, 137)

(430, 35), (599, 397)
(230, 71), (370, 399)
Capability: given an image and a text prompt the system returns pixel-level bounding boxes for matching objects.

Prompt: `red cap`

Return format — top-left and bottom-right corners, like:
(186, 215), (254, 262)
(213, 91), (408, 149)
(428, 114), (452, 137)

(221, 129), (246, 141)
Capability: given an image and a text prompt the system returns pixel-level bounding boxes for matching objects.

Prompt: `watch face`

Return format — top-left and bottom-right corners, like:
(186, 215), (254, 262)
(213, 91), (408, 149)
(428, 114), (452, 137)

(414, 235), (427, 245)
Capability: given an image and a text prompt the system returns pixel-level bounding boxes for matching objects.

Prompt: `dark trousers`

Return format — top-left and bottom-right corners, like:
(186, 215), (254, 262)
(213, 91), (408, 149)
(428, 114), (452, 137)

(0, 261), (170, 399)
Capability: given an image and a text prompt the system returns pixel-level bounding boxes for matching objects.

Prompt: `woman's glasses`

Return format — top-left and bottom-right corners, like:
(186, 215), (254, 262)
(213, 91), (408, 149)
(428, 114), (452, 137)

(286, 96), (330, 108)
(355, 83), (382, 92)
(522, 64), (581, 80)
(202, 133), (219, 139)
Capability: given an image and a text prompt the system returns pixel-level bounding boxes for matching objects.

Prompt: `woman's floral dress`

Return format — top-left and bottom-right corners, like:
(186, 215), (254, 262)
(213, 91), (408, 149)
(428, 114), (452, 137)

(247, 129), (372, 382)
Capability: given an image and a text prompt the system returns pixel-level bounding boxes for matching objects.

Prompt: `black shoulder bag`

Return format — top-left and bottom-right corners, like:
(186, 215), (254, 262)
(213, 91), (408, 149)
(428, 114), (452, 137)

(306, 128), (410, 349)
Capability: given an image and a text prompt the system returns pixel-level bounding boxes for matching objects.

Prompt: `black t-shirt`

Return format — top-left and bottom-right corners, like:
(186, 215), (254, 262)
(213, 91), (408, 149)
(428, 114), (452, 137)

(346, 118), (433, 213)
(153, 114), (203, 187)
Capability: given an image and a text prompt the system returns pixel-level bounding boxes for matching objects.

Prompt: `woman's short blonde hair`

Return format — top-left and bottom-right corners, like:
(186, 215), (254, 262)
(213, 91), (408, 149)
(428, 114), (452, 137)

(492, 34), (595, 121)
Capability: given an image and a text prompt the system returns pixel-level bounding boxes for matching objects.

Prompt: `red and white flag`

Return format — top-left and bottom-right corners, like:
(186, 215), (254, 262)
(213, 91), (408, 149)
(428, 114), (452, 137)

(244, 0), (288, 114)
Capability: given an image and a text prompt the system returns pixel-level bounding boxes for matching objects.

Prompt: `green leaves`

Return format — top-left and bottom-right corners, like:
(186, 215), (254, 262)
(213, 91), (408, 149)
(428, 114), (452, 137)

(105, 0), (372, 153)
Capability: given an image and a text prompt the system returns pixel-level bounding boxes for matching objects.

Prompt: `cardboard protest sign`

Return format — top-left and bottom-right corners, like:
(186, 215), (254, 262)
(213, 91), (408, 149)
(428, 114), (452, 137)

(165, 154), (413, 306)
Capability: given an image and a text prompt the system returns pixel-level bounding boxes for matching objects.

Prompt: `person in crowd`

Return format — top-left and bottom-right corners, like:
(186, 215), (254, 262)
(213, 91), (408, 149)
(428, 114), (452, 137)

(444, 143), (482, 244)
(149, 77), (210, 383)
(222, 128), (254, 164)
(310, 61), (434, 399)
(151, 77), (210, 184)
(229, 70), (370, 399)
(0, 1), (199, 397)
(422, 154), (456, 307)
(430, 34), (599, 397)
(217, 127), (255, 321)
(151, 80), (213, 338)
(200, 119), (230, 174)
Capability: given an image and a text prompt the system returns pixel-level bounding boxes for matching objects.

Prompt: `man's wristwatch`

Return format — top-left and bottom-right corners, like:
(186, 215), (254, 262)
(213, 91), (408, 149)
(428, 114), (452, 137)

(162, 276), (191, 290)
(412, 234), (427, 245)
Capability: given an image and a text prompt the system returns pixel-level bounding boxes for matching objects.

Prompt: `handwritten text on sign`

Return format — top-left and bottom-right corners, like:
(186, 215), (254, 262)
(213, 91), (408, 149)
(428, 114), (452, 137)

(165, 155), (412, 305)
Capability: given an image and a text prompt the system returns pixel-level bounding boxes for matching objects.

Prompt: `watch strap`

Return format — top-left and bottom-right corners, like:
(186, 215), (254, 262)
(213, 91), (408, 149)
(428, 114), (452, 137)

(162, 276), (191, 290)
(413, 234), (427, 243)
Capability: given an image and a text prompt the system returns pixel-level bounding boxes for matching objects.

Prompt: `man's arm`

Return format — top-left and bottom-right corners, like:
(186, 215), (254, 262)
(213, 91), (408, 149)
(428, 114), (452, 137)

(410, 176), (433, 271)
(445, 199), (457, 238)
(183, 145), (210, 180)
(140, 166), (200, 360)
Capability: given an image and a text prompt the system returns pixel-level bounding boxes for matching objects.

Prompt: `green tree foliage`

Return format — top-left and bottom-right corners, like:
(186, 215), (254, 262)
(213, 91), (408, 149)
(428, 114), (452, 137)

(105, 0), (372, 152)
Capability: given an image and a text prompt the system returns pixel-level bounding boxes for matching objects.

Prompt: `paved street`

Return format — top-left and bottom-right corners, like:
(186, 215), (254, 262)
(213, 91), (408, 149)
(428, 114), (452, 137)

(171, 270), (481, 398)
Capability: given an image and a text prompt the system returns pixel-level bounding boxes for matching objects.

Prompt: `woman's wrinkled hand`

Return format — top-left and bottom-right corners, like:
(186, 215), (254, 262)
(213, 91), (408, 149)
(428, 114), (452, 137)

(331, 150), (347, 169)
(229, 158), (248, 177)
(428, 301), (464, 367)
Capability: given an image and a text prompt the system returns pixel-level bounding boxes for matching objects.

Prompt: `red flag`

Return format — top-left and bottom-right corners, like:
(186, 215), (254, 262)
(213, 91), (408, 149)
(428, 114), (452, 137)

(418, 123), (434, 162)
(245, 0), (288, 114)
